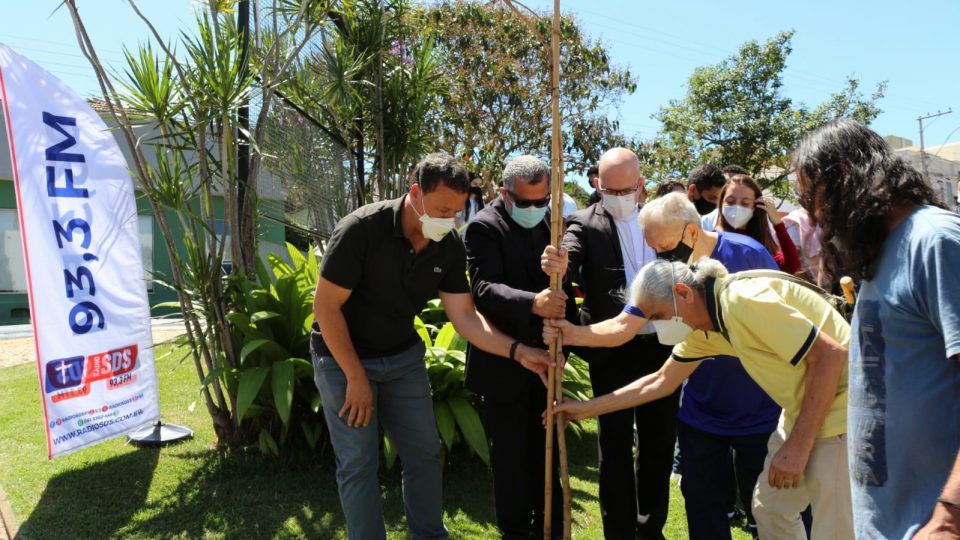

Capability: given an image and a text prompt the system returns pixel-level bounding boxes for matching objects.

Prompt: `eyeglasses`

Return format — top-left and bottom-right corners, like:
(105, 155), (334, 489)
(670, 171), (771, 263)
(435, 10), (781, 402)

(598, 183), (639, 197)
(507, 191), (551, 208)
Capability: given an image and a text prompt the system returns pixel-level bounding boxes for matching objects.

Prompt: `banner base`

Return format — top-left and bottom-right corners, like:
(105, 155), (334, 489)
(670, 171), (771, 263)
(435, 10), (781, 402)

(128, 421), (193, 447)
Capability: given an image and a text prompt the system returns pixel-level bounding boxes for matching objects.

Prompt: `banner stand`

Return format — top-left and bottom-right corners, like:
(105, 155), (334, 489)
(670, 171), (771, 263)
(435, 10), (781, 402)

(0, 42), (164, 458)
(128, 420), (193, 447)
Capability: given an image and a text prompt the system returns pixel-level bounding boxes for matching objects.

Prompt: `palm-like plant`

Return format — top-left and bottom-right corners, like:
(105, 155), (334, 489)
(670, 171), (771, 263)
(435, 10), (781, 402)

(65, 0), (330, 446)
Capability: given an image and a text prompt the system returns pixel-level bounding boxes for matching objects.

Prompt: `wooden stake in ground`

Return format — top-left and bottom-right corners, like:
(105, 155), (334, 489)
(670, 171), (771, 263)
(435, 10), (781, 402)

(544, 0), (572, 538)
(499, 1), (571, 537)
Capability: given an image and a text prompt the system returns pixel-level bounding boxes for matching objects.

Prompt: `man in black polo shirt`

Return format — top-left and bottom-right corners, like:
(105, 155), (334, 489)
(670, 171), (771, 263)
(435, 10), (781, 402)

(312, 153), (553, 540)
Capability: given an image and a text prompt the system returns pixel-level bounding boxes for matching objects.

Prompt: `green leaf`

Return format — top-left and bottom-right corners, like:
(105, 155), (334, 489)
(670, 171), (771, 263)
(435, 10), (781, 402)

(290, 357), (314, 377)
(199, 367), (224, 391)
(414, 316), (433, 348)
(448, 396), (489, 466)
(445, 350), (466, 364)
(240, 339), (271, 363)
(259, 428), (280, 457)
(433, 400), (456, 451)
(226, 312), (251, 327)
(240, 338), (285, 365)
(305, 245), (319, 283)
(255, 256), (273, 288)
(286, 242), (307, 270)
(250, 311), (282, 324)
(271, 360), (296, 426)
(301, 421), (323, 449)
(435, 322), (456, 349)
(310, 393), (323, 414)
(237, 367), (270, 422)
(152, 301), (183, 309)
(383, 433), (398, 470)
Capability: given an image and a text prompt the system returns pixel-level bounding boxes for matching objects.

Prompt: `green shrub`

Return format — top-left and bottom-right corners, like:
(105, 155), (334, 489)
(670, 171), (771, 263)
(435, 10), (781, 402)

(219, 242), (590, 462)
(219, 243), (326, 456)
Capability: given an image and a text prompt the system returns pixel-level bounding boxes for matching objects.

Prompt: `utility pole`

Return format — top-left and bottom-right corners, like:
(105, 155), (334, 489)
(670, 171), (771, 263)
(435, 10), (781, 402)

(918, 110), (952, 179)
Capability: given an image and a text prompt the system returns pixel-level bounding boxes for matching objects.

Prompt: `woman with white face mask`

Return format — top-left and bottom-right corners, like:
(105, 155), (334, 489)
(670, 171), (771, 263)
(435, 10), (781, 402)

(716, 174), (801, 274)
(553, 257), (856, 540)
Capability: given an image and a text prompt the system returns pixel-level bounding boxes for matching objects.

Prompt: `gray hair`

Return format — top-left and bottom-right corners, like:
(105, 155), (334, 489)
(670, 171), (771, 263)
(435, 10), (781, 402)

(637, 192), (701, 230)
(501, 155), (550, 191)
(629, 257), (729, 307)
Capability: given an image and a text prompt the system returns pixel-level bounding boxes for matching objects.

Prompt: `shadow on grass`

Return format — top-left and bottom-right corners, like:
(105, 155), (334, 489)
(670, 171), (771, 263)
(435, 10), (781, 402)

(17, 427), (600, 539)
(19, 448), (161, 539)
(123, 450), (347, 539)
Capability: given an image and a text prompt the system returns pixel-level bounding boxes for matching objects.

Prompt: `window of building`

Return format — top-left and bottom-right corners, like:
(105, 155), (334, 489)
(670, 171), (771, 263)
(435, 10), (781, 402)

(139, 215), (154, 292)
(0, 210), (155, 293)
(0, 209), (27, 293)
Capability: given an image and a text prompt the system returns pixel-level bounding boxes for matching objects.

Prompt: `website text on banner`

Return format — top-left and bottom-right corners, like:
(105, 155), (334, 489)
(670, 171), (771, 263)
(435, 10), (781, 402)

(0, 43), (160, 459)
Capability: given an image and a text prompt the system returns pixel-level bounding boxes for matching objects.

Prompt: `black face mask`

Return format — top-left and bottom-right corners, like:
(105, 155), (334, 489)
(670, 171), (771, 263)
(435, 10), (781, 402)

(657, 227), (695, 263)
(693, 196), (716, 215)
(468, 186), (483, 198)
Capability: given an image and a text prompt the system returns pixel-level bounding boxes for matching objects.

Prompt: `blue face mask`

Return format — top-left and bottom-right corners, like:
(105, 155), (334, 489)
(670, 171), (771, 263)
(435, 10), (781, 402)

(510, 204), (547, 229)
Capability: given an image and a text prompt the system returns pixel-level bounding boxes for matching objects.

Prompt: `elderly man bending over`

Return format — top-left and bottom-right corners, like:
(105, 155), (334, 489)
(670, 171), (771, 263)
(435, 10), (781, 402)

(554, 258), (853, 540)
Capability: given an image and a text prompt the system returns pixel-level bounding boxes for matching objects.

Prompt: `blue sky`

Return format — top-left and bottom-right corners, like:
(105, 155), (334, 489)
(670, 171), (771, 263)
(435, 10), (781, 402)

(4, 1), (959, 171)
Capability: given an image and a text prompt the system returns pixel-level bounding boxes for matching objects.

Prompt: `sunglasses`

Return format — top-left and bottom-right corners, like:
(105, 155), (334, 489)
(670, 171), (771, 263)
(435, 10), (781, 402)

(507, 191), (551, 208)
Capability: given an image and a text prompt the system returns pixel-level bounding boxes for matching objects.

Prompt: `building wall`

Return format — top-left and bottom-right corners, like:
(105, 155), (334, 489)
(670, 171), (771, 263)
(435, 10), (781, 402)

(895, 150), (960, 206)
(0, 112), (287, 325)
(0, 179), (286, 325)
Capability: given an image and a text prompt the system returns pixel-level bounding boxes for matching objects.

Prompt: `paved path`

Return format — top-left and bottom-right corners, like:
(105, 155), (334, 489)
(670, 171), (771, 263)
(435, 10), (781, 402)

(0, 486), (15, 540)
(0, 319), (187, 369)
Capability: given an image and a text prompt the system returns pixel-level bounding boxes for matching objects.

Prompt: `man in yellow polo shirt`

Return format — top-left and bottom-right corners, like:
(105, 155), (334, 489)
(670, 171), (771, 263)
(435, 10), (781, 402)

(554, 258), (851, 540)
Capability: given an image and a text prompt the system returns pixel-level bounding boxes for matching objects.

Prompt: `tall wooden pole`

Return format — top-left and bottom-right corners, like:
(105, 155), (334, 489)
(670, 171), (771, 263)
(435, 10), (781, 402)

(544, 0), (571, 538)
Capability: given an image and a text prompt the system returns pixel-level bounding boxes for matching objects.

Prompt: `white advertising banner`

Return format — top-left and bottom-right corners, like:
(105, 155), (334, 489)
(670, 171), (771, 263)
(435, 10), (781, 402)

(0, 43), (160, 458)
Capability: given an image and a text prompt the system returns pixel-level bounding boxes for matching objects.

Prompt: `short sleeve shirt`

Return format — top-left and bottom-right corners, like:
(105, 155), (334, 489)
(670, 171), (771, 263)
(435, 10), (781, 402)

(848, 206), (960, 539)
(675, 232), (782, 436)
(672, 274), (851, 438)
(313, 196), (469, 357)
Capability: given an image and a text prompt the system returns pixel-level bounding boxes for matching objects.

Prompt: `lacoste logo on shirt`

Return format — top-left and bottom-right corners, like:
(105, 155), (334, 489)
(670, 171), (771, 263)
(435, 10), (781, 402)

(434, 266), (442, 273)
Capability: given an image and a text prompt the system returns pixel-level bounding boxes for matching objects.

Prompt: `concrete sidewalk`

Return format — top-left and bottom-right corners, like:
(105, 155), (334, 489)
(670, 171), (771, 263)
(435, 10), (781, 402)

(0, 318), (187, 369)
(0, 486), (15, 540)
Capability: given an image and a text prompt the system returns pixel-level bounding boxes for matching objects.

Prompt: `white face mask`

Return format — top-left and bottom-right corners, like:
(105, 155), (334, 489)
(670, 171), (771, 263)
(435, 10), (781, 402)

(722, 204), (754, 229)
(652, 317), (694, 345)
(413, 193), (456, 242)
(601, 193), (638, 221)
(652, 264), (694, 345)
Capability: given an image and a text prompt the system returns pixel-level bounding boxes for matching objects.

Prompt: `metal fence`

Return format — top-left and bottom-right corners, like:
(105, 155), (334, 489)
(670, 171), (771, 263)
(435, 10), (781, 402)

(250, 2), (357, 243)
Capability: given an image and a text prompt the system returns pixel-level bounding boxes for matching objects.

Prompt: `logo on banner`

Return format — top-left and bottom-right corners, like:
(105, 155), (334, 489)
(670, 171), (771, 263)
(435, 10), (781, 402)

(45, 356), (85, 392)
(43, 344), (139, 402)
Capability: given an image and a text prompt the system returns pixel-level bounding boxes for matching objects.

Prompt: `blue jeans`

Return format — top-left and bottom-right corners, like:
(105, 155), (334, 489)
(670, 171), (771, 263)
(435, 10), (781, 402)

(313, 341), (447, 540)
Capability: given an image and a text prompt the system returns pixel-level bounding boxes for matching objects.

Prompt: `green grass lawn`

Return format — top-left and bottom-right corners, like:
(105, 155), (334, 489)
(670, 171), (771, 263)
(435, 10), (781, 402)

(0, 344), (754, 539)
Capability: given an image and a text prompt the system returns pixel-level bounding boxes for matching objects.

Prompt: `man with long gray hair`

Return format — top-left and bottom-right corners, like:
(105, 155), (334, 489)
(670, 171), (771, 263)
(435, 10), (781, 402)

(463, 155), (572, 538)
(554, 258), (854, 539)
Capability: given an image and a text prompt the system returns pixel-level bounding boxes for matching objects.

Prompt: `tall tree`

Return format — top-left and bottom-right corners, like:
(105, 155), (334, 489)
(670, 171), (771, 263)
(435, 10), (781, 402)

(653, 30), (886, 196)
(280, 0), (446, 206)
(418, 1), (636, 179)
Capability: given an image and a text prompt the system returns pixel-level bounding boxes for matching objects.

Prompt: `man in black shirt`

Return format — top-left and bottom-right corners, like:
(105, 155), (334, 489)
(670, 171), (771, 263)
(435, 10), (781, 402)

(312, 153), (553, 540)
(463, 155), (573, 538)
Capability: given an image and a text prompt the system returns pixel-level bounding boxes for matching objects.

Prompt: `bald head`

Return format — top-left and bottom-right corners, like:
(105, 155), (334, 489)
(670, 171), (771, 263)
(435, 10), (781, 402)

(598, 147), (640, 191)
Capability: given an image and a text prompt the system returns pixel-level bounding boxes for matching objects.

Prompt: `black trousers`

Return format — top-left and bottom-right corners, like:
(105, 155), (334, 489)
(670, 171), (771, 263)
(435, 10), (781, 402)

(484, 381), (563, 540)
(677, 421), (771, 540)
(589, 335), (679, 540)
